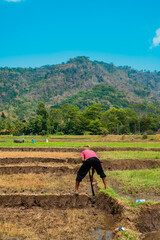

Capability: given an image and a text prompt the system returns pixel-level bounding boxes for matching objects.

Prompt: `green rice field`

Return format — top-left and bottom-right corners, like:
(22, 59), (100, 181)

(99, 151), (160, 159)
(0, 135), (160, 148)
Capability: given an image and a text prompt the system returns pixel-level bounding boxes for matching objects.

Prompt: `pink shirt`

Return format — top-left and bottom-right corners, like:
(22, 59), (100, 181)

(81, 150), (98, 161)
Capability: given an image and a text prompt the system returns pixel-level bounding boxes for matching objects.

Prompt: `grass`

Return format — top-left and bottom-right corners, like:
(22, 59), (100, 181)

(0, 173), (91, 195)
(100, 186), (121, 198)
(0, 134), (160, 148)
(0, 140), (160, 148)
(99, 151), (160, 159)
(0, 162), (78, 167)
(115, 230), (141, 240)
(98, 183), (156, 207)
(0, 208), (109, 240)
(105, 168), (160, 196)
(0, 221), (38, 240)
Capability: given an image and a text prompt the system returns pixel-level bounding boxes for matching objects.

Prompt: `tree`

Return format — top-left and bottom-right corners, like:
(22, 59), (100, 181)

(83, 103), (104, 120)
(36, 102), (49, 134)
(1, 112), (6, 119)
(60, 104), (82, 134)
(49, 108), (64, 133)
(140, 116), (152, 132)
(88, 120), (102, 135)
(36, 102), (48, 119)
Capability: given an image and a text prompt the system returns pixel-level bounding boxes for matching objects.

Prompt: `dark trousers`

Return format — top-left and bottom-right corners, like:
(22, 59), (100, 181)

(76, 157), (106, 182)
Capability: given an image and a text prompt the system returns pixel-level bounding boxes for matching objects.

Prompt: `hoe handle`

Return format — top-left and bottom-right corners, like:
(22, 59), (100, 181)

(89, 170), (95, 196)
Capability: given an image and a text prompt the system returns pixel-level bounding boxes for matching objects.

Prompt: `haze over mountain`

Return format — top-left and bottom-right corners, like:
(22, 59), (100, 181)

(0, 57), (160, 119)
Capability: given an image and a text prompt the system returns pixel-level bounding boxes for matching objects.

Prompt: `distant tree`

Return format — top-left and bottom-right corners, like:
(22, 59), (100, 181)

(49, 108), (64, 133)
(14, 121), (26, 135)
(88, 120), (102, 135)
(36, 102), (49, 134)
(83, 103), (104, 120)
(140, 116), (152, 132)
(1, 112), (6, 119)
(36, 102), (48, 119)
(60, 104), (82, 134)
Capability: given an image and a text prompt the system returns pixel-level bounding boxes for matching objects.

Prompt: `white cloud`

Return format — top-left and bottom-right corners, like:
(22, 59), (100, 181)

(151, 28), (160, 49)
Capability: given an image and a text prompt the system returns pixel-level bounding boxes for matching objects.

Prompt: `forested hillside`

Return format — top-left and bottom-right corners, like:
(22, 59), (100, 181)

(0, 56), (160, 119)
(52, 83), (130, 110)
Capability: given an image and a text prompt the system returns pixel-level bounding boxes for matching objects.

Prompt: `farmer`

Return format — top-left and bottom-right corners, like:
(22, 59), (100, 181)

(72, 150), (108, 195)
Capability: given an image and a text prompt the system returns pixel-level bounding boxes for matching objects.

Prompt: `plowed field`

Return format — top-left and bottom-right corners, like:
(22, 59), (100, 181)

(0, 151), (79, 158)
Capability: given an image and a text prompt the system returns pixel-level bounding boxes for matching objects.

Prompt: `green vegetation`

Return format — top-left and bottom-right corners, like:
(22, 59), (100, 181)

(53, 83), (129, 110)
(116, 230), (141, 240)
(99, 151), (160, 159)
(98, 181), (156, 206)
(100, 187), (121, 199)
(105, 169), (160, 196)
(1, 102), (160, 136)
(1, 57), (160, 136)
(0, 57), (160, 121)
(0, 135), (160, 148)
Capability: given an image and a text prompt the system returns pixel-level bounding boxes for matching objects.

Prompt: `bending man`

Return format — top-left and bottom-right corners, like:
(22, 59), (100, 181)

(72, 150), (108, 195)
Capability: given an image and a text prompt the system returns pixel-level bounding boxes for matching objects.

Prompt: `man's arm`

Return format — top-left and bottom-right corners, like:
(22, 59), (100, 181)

(81, 151), (85, 162)
(81, 156), (85, 162)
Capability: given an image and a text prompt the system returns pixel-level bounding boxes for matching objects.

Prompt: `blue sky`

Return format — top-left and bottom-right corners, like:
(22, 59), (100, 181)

(0, 0), (160, 71)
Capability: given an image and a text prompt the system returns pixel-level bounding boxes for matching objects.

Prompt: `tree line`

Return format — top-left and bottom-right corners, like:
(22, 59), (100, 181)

(0, 102), (160, 135)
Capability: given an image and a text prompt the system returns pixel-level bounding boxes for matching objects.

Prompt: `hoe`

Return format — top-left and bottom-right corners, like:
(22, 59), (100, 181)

(89, 169), (95, 196)
(89, 169), (96, 205)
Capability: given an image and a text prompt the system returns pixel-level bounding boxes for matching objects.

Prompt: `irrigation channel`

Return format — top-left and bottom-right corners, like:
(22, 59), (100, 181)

(0, 147), (159, 239)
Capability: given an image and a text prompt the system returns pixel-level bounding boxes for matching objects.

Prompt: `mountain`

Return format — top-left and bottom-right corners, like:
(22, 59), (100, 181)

(0, 56), (160, 118)
(51, 83), (130, 110)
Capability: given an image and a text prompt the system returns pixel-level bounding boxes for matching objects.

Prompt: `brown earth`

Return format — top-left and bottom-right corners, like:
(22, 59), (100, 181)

(0, 148), (159, 239)
(0, 165), (79, 175)
(0, 157), (80, 165)
(101, 158), (160, 171)
(0, 194), (91, 209)
(0, 158), (159, 176)
(0, 190), (159, 239)
(136, 204), (160, 233)
(0, 154), (160, 171)
(0, 147), (84, 152)
(0, 192), (122, 213)
(0, 162), (79, 167)
(0, 192), (159, 239)
(0, 207), (115, 240)
(0, 173), (93, 195)
(0, 157), (159, 179)
(95, 193), (124, 215)
(0, 151), (79, 158)
(0, 147), (160, 152)
(111, 201), (160, 239)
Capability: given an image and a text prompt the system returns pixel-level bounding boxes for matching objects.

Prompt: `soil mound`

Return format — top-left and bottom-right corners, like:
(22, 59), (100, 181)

(136, 204), (160, 233)
(0, 147), (160, 152)
(0, 165), (79, 175)
(0, 194), (91, 209)
(102, 158), (160, 171)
